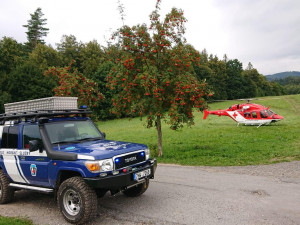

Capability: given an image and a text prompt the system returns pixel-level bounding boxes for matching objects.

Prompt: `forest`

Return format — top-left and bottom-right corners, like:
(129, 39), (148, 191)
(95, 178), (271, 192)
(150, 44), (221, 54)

(266, 72), (300, 95)
(0, 7), (288, 120)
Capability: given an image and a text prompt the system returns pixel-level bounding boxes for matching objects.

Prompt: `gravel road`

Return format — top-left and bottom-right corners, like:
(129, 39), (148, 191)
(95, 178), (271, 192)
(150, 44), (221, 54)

(0, 161), (300, 225)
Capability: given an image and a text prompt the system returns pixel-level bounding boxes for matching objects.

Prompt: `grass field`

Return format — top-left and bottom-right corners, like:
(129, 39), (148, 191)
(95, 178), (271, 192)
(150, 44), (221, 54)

(96, 94), (300, 166)
(0, 217), (33, 225)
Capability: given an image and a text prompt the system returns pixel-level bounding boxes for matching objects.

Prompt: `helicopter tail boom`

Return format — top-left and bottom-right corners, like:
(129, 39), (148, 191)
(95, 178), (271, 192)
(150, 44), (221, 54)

(203, 109), (229, 119)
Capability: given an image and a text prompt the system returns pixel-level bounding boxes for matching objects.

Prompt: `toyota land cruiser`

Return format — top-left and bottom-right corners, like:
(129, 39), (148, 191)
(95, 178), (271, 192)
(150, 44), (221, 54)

(0, 97), (157, 224)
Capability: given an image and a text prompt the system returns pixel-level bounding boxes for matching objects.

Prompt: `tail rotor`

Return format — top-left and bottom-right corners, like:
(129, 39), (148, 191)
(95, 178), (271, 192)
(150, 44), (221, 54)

(203, 110), (209, 120)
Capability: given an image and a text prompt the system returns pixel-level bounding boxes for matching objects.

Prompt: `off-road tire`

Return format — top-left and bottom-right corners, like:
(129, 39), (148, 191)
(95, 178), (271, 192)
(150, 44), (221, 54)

(0, 170), (14, 204)
(57, 176), (97, 224)
(123, 179), (149, 197)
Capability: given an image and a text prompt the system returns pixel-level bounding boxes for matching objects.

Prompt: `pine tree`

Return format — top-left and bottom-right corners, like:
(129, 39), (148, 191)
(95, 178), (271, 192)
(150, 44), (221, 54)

(23, 8), (49, 50)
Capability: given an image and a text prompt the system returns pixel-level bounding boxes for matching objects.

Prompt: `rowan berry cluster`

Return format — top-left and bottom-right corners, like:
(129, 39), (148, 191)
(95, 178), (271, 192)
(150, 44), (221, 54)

(44, 60), (104, 108)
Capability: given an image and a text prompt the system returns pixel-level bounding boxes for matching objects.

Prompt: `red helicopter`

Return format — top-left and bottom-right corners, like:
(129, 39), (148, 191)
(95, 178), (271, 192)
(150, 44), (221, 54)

(203, 102), (284, 127)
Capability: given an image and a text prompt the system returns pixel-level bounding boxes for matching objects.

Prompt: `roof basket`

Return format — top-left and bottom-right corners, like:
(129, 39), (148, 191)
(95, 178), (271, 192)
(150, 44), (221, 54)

(4, 97), (78, 113)
(1, 97), (91, 123)
(0, 109), (91, 123)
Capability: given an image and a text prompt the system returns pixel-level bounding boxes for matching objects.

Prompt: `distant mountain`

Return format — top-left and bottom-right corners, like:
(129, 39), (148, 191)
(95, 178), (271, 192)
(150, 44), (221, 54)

(265, 71), (300, 81)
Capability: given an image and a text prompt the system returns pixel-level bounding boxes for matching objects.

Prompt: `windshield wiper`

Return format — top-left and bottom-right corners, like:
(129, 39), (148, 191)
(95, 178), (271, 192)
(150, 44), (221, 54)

(52, 140), (81, 145)
(78, 137), (103, 142)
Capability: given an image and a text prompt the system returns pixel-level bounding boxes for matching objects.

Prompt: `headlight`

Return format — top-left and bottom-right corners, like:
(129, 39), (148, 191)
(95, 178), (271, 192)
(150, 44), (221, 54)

(99, 159), (113, 172)
(85, 161), (100, 173)
(145, 148), (150, 160)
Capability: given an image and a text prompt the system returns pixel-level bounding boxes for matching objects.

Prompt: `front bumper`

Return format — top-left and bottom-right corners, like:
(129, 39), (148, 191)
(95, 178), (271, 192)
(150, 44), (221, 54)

(84, 159), (157, 190)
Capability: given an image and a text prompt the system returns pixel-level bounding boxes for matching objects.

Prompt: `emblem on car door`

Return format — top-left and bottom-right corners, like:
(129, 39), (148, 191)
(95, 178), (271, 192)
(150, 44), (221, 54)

(30, 164), (37, 176)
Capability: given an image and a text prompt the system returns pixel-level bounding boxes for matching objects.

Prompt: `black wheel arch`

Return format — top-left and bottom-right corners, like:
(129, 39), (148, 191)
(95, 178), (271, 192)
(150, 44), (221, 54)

(54, 170), (83, 198)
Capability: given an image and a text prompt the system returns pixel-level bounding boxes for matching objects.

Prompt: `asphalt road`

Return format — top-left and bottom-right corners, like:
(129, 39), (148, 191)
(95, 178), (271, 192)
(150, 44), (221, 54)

(0, 163), (300, 225)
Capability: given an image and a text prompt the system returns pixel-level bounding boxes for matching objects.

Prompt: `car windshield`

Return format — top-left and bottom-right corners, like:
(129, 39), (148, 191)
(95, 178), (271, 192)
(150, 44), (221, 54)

(45, 120), (103, 144)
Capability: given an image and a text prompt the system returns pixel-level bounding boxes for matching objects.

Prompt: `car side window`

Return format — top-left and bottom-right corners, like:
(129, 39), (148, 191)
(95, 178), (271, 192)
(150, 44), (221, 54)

(23, 124), (42, 149)
(1, 126), (19, 148)
(1, 127), (9, 148)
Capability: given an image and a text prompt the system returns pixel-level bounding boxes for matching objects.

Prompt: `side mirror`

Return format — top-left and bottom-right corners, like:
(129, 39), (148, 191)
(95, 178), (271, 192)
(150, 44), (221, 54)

(29, 140), (39, 152)
(102, 132), (106, 139)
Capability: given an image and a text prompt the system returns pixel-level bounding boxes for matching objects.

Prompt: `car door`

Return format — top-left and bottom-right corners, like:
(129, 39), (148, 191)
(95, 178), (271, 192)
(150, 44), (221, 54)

(0, 123), (29, 184)
(19, 123), (51, 187)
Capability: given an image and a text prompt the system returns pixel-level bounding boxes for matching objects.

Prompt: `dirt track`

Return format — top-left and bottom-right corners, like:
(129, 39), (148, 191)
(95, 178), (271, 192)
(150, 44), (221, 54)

(0, 161), (300, 225)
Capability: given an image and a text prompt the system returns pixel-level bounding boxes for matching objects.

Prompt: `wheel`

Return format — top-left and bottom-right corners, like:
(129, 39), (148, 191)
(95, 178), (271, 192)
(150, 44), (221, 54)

(57, 177), (97, 224)
(0, 170), (14, 204)
(123, 179), (149, 197)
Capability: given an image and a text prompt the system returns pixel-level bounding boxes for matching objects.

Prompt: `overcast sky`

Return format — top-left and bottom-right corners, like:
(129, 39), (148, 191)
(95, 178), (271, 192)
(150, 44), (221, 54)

(1, 0), (299, 75)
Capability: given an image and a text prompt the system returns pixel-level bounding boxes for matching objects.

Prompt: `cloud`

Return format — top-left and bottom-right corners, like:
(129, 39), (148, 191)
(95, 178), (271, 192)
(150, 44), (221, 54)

(0, 0), (299, 74)
(210, 0), (300, 74)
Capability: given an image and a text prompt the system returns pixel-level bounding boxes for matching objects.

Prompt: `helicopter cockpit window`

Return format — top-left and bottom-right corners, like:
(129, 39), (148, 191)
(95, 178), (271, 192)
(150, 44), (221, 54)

(252, 111), (257, 118)
(266, 110), (273, 117)
(260, 111), (268, 118)
(244, 112), (251, 118)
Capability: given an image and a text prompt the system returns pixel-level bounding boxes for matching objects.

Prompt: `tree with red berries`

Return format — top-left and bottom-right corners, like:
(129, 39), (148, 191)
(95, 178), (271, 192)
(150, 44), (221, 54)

(108, 0), (211, 156)
(44, 60), (104, 108)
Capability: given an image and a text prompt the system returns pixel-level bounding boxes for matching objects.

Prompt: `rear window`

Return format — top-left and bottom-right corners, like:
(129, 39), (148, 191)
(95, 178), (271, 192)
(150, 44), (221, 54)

(1, 126), (19, 148)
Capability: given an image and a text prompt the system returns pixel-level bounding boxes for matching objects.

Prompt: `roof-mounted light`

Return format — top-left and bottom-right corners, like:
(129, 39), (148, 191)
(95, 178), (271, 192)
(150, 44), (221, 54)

(80, 105), (88, 109)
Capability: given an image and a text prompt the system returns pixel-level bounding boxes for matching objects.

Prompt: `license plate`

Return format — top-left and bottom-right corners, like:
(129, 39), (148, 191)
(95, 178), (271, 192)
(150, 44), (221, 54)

(133, 169), (151, 181)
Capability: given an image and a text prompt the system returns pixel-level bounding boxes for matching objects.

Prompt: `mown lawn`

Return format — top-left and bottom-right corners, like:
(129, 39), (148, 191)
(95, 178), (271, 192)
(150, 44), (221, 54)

(96, 94), (300, 166)
(0, 216), (33, 225)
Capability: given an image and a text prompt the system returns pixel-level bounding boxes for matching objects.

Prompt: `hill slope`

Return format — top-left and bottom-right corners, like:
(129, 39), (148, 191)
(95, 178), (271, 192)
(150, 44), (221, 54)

(266, 71), (300, 81)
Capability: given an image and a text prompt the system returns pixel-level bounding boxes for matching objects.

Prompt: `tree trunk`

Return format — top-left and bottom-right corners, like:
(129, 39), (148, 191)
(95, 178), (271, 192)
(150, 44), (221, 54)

(156, 115), (163, 156)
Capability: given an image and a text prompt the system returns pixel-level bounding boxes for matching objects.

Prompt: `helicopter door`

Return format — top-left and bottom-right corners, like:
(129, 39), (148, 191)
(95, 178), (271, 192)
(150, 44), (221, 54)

(251, 111), (258, 119)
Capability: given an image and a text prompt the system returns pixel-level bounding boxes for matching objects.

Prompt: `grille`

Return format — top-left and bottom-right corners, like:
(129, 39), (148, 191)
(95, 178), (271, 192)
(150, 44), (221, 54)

(114, 151), (146, 170)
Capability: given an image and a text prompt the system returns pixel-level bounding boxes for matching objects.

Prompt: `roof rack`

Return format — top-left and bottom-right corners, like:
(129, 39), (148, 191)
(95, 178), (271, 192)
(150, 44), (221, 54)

(4, 97), (78, 113)
(0, 109), (91, 122)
